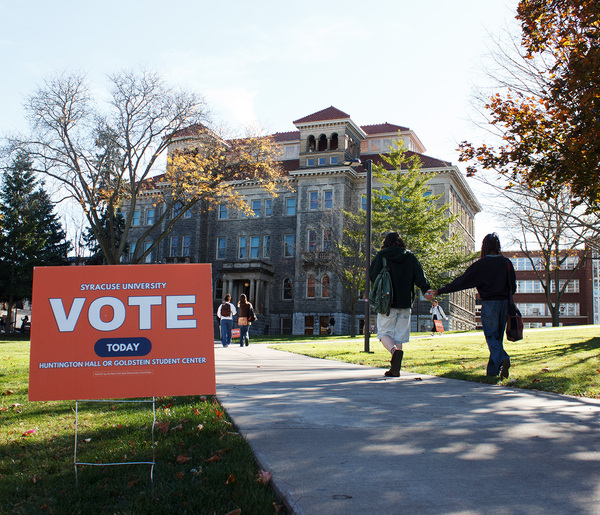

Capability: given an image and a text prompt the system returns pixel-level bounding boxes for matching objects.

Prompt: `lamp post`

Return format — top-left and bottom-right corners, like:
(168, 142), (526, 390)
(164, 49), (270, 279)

(344, 157), (373, 352)
(363, 159), (372, 353)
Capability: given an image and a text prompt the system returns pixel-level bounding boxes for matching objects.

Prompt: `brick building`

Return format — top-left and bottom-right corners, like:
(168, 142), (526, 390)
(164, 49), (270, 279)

(126, 107), (481, 336)
(474, 248), (598, 328)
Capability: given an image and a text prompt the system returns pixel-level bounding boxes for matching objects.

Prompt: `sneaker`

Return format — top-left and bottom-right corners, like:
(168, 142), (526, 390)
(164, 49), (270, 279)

(500, 357), (511, 379)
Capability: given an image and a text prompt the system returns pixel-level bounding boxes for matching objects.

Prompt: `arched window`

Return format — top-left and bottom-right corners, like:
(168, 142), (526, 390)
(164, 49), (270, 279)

(330, 133), (339, 150)
(307, 275), (316, 298)
(215, 279), (223, 300)
(307, 135), (316, 152)
(318, 134), (327, 152)
(321, 275), (330, 298)
(283, 278), (293, 300)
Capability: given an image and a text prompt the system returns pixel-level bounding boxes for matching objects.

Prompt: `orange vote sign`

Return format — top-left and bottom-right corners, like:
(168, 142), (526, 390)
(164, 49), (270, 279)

(28, 264), (215, 401)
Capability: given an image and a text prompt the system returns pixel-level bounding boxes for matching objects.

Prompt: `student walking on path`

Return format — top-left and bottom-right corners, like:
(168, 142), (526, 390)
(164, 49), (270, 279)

(427, 233), (516, 378)
(369, 232), (431, 377)
(430, 299), (448, 336)
(237, 294), (254, 347)
(217, 294), (236, 347)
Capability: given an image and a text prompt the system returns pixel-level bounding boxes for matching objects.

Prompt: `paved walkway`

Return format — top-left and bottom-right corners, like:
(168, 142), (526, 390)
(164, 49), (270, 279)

(215, 343), (600, 515)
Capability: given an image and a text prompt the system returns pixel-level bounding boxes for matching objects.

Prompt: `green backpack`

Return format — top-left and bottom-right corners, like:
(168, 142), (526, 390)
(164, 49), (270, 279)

(369, 256), (393, 316)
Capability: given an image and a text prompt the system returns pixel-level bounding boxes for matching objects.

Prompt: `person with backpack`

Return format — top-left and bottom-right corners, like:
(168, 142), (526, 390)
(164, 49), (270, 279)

(430, 300), (448, 336)
(217, 294), (236, 347)
(369, 232), (430, 377)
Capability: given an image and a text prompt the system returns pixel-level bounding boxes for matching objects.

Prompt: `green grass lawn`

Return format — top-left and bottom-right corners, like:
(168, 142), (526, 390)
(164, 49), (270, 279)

(269, 326), (600, 398)
(0, 336), (286, 514)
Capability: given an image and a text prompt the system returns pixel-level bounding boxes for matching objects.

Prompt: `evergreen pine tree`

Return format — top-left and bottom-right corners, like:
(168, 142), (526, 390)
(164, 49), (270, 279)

(0, 152), (70, 331)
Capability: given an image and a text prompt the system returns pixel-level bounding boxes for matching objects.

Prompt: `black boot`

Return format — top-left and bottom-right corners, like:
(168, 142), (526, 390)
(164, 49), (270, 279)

(384, 350), (403, 377)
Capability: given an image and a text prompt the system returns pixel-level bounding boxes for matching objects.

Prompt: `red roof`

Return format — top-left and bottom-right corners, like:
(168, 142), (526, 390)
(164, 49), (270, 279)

(360, 152), (451, 170)
(170, 123), (209, 139)
(293, 106), (351, 124)
(362, 122), (409, 134)
(273, 131), (300, 142)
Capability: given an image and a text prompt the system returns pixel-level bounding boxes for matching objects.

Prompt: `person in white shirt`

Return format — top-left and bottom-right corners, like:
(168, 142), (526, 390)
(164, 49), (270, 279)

(217, 294), (237, 347)
(430, 299), (448, 336)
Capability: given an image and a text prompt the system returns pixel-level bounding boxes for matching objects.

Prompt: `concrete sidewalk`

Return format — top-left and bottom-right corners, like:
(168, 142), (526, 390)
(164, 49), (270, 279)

(215, 344), (600, 515)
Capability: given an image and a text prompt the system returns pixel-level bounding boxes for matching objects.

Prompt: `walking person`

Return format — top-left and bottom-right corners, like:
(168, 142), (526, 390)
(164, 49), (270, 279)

(237, 294), (254, 347)
(217, 294), (236, 347)
(430, 300), (448, 336)
(426, 233), (516, 379)
(328, 316), (335, 335)
(369, 232), (431, 377)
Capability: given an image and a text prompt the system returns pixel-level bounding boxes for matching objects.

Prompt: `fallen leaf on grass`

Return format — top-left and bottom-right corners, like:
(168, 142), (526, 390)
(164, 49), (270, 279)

(30, 474), (40, 483)
(22, 428), (36, 436)
(3, 390), (14, 395)
(205, 453), (222, 464)
(170, 424), (183, 432)
(226, 473), (235, 484)
(273, 502), (285, 513)
(532, 378), (541, 383)
(155, 421), (170, 434)
(193, 408), (201, 416)
(127, 478), (140, 488)
(227, 509), (241, 515)
(257, 470), (271, 484)
(541, 367), (550, 372)
(197, 424), (204, 431)
(214, 409), (224, 419)
(176, 455), (191, 464)
(174, 471), (184, 479)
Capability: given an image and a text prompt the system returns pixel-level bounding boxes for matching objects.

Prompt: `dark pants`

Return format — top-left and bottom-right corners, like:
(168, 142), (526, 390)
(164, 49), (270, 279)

(481, 299), (510, 375)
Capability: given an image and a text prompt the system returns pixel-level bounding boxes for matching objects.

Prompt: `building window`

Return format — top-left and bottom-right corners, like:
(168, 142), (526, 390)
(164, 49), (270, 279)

(146, 208), (155, 225)
(323, 229), (332, 251)
(284, 234), (295, 257)
(218, 204), (228, 220)
(286, 197), (296, 216)
(318, 157), (326, 166)
(330, 156), (338, 165)
(307, 275), (316, 298)
(169, 235), (179, 257)
(143, 240), (152, 263)
(324, 190), (333, 209)
(182, 235), (191, 257)
(239, 236), (247, 259)
(172, 202), (182, 218)
(308, 229), (318, 251)
(265, 199), (272, 216)
(307, 158), (315, 166)
(250, 236), (260, 258)
(263, 235), (271, 258)
(551, 279), (580, 293)
(129, 241), (137, 262)
(252, 200), (261, 217)
(217, 237), (226, 259)
(309, 191), (318, 210)
(361, 195), (367, 211)
(132, 210), (140, 226)
(215, 279), (223, 300)
(321, 275), (330, 298)
(283, 278), (293, 300)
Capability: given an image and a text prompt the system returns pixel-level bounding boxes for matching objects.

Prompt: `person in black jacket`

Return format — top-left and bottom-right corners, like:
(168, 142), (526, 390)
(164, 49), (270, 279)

(369, 232), (431, 377)
(426, 233), (516, 378)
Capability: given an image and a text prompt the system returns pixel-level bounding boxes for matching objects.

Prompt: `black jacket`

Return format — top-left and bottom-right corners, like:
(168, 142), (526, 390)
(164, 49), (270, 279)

(437, 254), (516, 301)
(369, 247), (430, 309)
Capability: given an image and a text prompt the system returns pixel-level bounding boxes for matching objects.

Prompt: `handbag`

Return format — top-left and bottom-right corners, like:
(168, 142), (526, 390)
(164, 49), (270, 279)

(247, 306), (257, 324)
(505, 261), (523, 342)
(433, 319), (444, 333)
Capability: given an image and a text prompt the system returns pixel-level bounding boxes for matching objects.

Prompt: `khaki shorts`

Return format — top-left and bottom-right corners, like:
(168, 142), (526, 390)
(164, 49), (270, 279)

(377, 308), (411, 344)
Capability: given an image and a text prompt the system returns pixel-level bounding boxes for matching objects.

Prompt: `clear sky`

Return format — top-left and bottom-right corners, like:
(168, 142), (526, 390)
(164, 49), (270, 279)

(0, 0), (520, 245)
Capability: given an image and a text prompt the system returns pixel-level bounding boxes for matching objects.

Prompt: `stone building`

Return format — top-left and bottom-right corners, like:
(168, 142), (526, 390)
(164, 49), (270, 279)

(126, 106), (481, 336)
